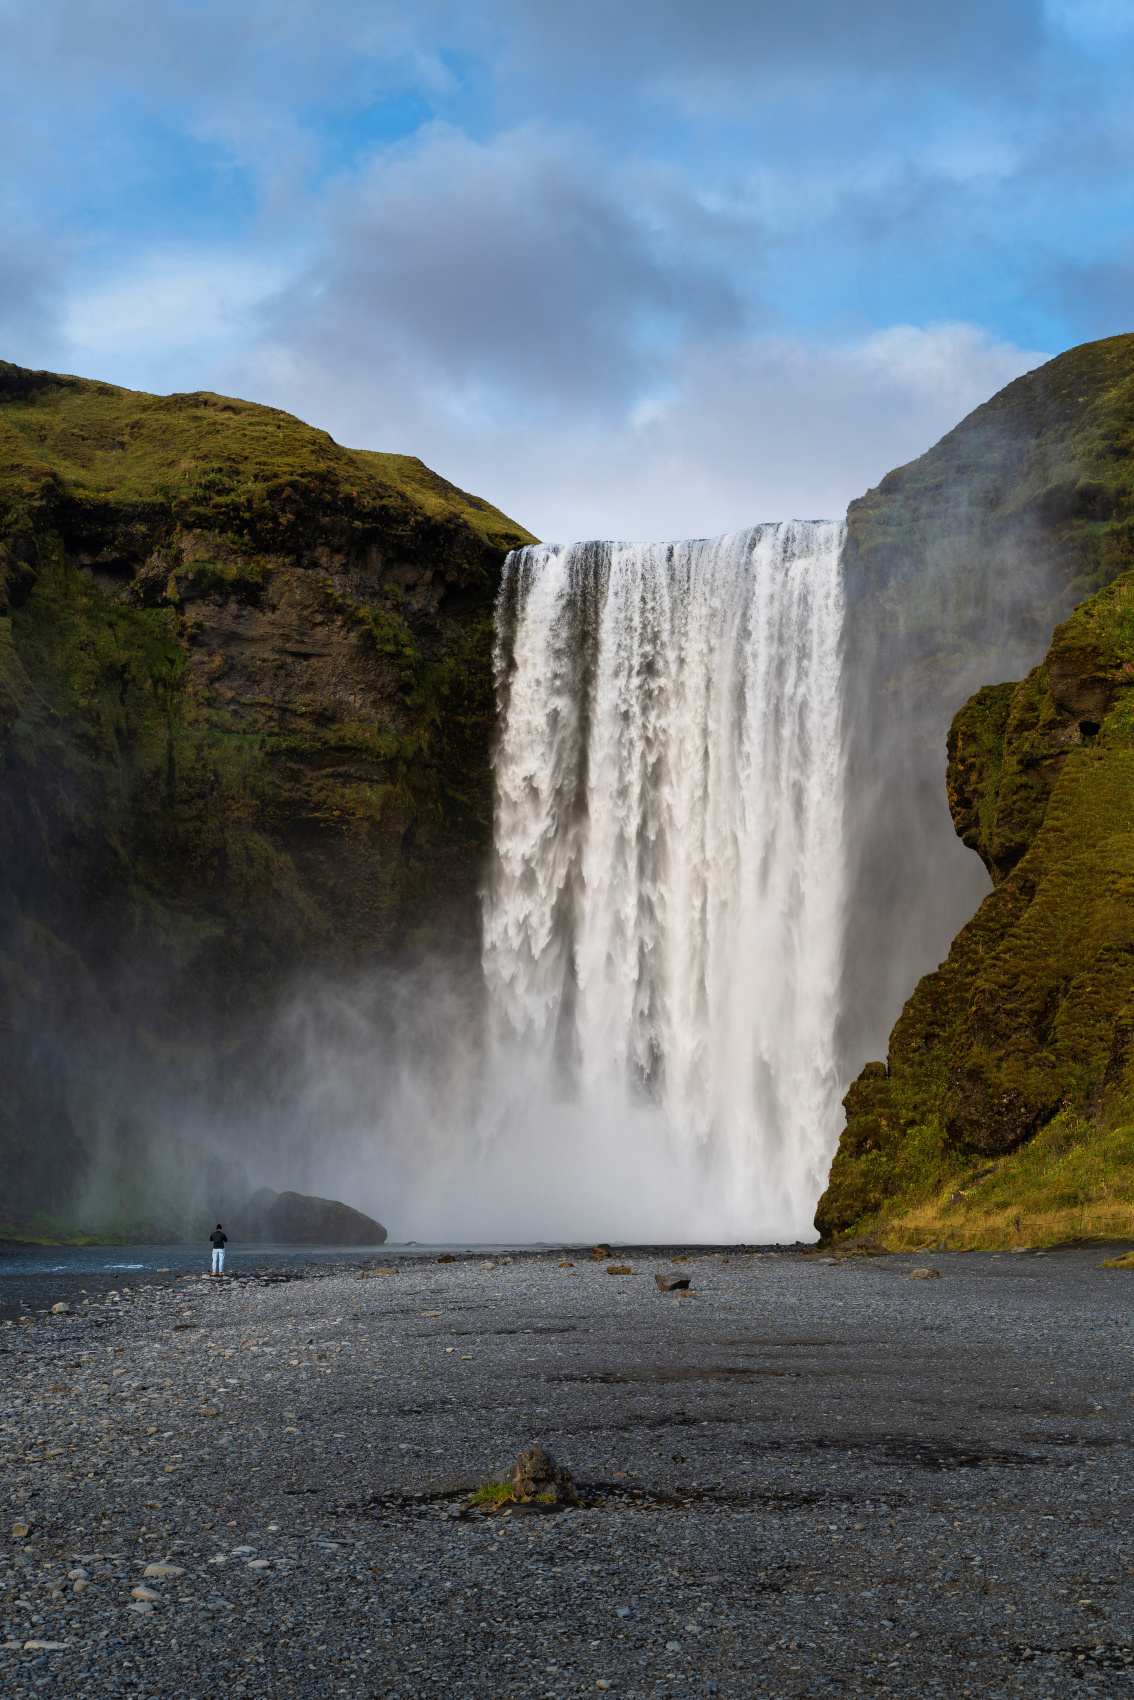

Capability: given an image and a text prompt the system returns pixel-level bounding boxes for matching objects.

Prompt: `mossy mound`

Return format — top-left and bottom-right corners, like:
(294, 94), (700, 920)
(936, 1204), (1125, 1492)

(0, 361), (535, 1231)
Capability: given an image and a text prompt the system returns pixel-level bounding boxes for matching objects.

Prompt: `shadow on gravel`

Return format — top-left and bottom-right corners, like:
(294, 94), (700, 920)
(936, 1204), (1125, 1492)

(755, 1433), (1058, 1471)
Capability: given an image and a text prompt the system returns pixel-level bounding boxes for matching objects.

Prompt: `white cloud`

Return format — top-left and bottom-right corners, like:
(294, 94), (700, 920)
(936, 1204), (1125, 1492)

(60, 250), (290, 385)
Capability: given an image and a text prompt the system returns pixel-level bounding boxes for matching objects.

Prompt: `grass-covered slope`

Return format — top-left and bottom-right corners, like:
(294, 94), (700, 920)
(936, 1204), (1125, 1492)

(820, 570), (1134, 1249)
(0, 361), (536, 1232)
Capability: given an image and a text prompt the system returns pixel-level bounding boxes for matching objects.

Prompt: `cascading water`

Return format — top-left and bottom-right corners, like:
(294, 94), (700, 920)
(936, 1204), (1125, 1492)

(482, 522), (847, 1242)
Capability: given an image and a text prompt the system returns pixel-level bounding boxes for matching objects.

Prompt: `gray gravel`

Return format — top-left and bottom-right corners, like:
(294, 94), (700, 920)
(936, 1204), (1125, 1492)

(2, 1243), (1133, 1697)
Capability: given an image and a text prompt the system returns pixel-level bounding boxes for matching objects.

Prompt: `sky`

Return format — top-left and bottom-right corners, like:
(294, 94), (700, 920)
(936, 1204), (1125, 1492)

(2, 0), (1134, 540)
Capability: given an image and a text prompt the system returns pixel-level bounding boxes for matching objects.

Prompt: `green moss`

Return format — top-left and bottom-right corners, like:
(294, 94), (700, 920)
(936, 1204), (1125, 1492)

(465, 1482), (516, 1507)
(347, 450), (536, 552)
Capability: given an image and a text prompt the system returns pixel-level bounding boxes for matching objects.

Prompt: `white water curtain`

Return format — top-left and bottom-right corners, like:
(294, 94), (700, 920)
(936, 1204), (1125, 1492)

(482, 523), (847, 1241)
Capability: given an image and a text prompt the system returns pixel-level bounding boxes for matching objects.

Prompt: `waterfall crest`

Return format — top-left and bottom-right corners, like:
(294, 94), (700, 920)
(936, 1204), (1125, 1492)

(483, 522), (847, 1241)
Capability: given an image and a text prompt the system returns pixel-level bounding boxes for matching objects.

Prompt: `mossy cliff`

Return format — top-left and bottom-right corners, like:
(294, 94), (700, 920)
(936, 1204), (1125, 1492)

(839, 332), (1134, 1071)
(822, 335), (1134, 1248)
(0, 361), (535, 1232)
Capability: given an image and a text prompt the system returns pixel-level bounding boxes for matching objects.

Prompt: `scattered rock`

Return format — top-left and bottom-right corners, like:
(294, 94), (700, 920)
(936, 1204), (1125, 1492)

(655, 1274), (691, 1291)
(559, 1260), (575, 1268)
(606, 1265), (633, 1276)
(591, 1245), (611, 1261)
(23, 1641), (70, 1652)
(131, 1586), (161, 1602)
(438, 1254), (456, 1263)
(10, 1522), (29, 1538)
(67, 1568), (88, 1582)
(72, 1580), (90, 1593)
(508, 1447), (579, 1505)
(142, 1563), (184, 1578)
(910, 1268), (942, 1280)
(50, 1302), (70, 1315)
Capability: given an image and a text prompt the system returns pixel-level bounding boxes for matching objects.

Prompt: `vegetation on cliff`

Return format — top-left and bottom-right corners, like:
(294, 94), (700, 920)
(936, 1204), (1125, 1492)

(820, 563), (1134, 1249)
(0, 361), (535, 1233)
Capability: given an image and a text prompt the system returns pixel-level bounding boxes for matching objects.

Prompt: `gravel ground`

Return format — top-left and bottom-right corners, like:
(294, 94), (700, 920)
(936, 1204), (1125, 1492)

(1, 1243), (1132, 1698)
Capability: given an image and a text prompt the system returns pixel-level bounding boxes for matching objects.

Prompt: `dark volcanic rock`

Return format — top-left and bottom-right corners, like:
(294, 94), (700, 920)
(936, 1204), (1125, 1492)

(233, 1186), (386, 1245)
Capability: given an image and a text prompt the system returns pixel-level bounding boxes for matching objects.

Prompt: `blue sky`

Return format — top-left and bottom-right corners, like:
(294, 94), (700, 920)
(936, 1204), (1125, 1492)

(3, 0), (1134, 538)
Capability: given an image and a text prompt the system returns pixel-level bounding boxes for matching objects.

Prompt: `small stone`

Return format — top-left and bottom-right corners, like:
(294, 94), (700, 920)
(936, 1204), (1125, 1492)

(606, 1265), (633, 1276)
(67, 1568), (88, 1582)
(482, 1261), (496, 1271)
(128, 1600), (155, 1614)
(142, 1564), (184, 1577)
(655, 1275), (691, 1291)
(597, 1683), (611, 1690)
(910, 1268), (942, 1280)
(616, 1606), (631, 1617)
(23, 1640), (70, 1651)
(246, 1558), (269, 1569)
(131, 1586), (161, 1601)
(437, 1254), (456, 1263)
(666, 1640), (682, 1651)
(559, 1260), (575, 1268)
(50, 1302), (70, 1315)
(10, 1523), (29, 1539)
(72, 1580), (90, 1594)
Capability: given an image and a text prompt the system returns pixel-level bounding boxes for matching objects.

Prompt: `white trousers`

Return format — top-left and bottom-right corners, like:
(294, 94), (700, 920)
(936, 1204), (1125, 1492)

(211, 1247), (225, 1273)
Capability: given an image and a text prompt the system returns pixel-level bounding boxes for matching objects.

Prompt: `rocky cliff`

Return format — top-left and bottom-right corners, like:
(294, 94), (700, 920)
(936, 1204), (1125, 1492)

(820, 334), (1134, 1248)
(0, 361), (535, 1236)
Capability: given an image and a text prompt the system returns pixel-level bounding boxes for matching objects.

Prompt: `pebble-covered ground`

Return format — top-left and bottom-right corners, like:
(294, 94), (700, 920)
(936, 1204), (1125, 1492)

(1, 1243), (1132, 1698)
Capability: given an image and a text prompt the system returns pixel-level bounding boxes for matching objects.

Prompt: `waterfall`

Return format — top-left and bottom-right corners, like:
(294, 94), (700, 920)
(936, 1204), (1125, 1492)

(482, 523), (847, 1242)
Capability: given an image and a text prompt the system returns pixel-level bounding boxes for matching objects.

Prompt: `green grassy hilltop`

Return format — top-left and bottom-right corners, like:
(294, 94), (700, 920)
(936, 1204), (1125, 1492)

(0, 361), (535, 1235)
(820, 335), (1134, 1249)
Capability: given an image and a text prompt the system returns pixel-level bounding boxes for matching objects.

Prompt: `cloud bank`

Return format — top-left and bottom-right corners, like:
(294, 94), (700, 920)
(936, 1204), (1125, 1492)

(2, 0), (1131, 533)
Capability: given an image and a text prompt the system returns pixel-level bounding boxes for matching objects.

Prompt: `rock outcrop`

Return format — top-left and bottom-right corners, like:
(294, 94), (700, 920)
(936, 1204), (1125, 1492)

(232, 1187), (387, 1245)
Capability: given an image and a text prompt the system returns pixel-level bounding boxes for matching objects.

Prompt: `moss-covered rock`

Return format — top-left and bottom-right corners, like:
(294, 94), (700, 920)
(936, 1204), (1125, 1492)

(819, 568), (1134, 1241)
(0, 361), (536, 1232)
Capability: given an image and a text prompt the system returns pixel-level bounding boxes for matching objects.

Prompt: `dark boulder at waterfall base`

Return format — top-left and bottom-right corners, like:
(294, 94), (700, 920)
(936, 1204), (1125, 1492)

(233, 1187), (387, 1245)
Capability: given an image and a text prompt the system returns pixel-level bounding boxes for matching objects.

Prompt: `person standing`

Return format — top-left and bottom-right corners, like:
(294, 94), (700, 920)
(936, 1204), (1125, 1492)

(209, 1224), (227, 1276)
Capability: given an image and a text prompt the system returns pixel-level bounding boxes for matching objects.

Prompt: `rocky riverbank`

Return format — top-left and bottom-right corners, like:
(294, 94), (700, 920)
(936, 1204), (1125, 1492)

(2, 1245), (1133, 1697)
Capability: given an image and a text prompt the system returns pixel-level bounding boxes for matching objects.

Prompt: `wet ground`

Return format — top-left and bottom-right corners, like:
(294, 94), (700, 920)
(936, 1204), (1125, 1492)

(1, 1243), (1132, 1697)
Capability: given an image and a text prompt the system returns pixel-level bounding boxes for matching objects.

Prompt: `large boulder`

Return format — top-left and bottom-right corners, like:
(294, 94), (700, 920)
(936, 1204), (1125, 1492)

(233, 1186), (386, 1245)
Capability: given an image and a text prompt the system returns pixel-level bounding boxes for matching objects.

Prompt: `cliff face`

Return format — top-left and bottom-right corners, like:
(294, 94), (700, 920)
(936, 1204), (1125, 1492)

(820, 336), (1134, 1247)
(0, 362), (535, 1233)
(838, 332), (1134, 1072)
